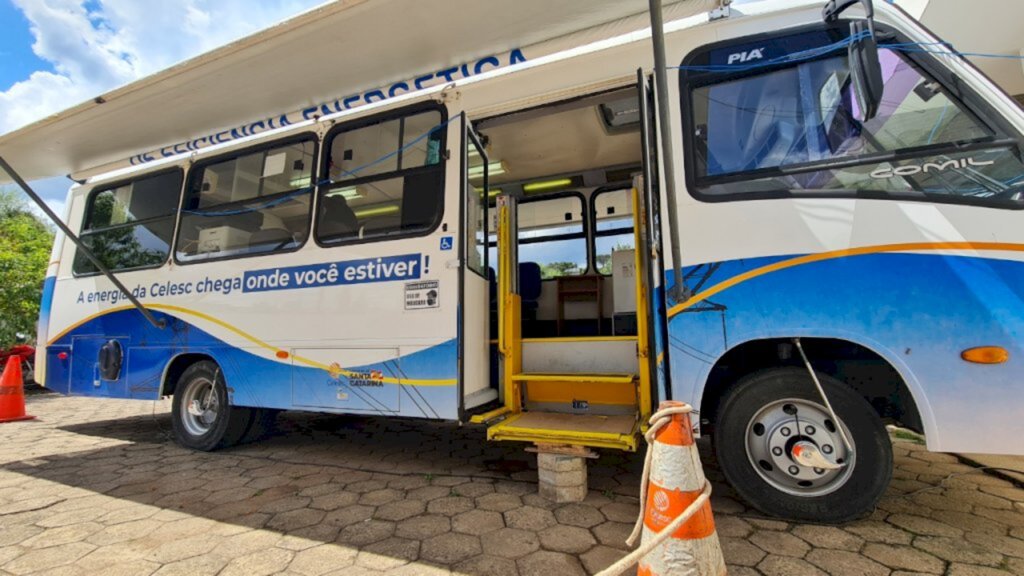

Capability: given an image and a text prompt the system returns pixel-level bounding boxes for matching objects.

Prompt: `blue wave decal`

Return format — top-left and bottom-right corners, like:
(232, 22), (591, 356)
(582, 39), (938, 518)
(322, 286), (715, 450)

(665, 251), (1024, 452)
(48, 308), (459, 420)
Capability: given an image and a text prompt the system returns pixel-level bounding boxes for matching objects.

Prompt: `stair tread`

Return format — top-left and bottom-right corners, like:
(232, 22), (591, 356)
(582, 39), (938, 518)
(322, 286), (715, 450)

(492, 411), (637, 436)
(511, 372), (637, 384)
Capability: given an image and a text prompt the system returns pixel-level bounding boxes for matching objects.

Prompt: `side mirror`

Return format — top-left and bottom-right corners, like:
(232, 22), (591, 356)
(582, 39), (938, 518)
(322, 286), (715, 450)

(848, 19), (884, 122)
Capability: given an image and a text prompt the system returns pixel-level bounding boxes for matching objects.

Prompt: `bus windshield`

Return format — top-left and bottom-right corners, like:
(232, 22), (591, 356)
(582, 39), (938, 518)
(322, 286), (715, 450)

(687, 36), (1024, 205)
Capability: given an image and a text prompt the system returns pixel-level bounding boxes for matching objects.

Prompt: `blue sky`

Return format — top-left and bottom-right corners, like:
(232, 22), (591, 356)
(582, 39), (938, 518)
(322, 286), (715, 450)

(0, 0), (323, 216)
(0, 0), (765, 220)
(0, 2), (52, 87)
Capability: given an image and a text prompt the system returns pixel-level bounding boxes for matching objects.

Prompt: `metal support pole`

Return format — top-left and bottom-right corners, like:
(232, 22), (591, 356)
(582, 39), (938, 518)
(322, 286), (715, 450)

(647, 0), (688, 302)
(793, 338), (854, 455)
(0, 156), (166, 330)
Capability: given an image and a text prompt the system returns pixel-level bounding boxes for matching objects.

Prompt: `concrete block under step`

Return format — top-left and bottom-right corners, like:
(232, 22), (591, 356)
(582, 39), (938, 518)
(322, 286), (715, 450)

(538, 452), (588, 503)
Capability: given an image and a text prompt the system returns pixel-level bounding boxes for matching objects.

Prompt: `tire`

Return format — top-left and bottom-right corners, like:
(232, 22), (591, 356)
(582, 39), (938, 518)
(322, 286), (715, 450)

(21, 359), (34, 385)
(171, 361), (253, 451)
(239, 408), (280, 444)
(713, 367), (892, 523)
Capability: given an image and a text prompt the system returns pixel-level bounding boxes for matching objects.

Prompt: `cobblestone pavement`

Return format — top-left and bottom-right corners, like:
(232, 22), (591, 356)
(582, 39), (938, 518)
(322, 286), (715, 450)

(1, 395), (1022, 576)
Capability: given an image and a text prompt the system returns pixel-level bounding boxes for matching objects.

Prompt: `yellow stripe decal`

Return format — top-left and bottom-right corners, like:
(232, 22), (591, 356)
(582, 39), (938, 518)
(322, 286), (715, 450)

(668, 241), (1024, 319)
(48, 304), (455, 387)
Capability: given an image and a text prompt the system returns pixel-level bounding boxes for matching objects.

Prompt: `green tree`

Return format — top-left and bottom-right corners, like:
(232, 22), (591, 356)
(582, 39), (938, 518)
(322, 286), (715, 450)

(540, 261), (581, 279)
(73, 192), (165, 274)
(0, 189), (54, 347)
(596, 241), (634, 275)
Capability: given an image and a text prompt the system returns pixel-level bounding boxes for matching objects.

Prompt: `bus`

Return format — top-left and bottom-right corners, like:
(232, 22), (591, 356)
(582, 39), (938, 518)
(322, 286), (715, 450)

(3, 0), (1024, 523)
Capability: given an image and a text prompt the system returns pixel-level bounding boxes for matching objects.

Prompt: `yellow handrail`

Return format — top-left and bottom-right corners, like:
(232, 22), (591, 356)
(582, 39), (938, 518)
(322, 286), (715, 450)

(632, 186), (652, 420)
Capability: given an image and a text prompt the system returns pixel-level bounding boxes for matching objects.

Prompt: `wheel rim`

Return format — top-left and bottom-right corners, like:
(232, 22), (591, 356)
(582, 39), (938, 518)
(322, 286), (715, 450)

(744, 398), (856, 497)
(180, 377), (219, 436)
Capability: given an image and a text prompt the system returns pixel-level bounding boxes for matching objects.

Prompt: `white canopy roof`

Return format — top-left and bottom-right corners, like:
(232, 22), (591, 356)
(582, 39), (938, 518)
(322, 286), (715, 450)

(896, 0), (1024, 98)
(0, 0), (720, 183)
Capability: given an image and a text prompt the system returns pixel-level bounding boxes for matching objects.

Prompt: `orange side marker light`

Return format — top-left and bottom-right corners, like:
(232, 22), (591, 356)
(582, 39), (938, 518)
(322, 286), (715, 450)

(275, 350), (290, 360)
(961, 346), (1008, 364)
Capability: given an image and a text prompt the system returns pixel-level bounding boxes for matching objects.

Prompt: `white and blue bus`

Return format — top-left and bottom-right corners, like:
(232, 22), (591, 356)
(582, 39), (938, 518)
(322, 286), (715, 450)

(4, 0), (1024, 522)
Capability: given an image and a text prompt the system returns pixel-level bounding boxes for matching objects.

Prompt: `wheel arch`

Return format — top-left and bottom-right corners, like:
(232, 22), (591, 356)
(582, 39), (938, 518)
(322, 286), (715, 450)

(694, 334), (936, 445)
(160, 352), (219, 397)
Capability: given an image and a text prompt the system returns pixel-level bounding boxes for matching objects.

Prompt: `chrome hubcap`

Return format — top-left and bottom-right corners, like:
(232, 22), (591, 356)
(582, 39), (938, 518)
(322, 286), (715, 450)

(745, 398), (855, 497)
(180, 377), (218, 436)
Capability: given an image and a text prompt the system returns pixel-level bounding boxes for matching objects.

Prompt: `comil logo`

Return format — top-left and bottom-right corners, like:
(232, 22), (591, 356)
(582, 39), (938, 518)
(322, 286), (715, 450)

(328, 362), (344, 380)
(870, 157), (995, 179)
(653, 489), (671, 513)
(728, 48), (765, 65)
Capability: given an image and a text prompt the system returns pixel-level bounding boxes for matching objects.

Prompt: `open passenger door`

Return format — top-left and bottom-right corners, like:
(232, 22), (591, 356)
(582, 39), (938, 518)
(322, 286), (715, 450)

(469, 82), (659, 452)
(637, 69), (673, 404)
(459, 114), (497, 417)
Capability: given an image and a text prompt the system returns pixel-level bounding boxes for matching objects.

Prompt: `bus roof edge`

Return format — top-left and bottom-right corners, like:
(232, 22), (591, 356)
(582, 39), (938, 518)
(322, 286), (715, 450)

(0, 0), (722, 184)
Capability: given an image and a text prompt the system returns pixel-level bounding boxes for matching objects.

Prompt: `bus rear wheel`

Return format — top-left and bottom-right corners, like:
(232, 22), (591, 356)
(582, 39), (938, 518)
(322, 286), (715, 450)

(713, 367), (892, 523)
(171, 360), (252, 451)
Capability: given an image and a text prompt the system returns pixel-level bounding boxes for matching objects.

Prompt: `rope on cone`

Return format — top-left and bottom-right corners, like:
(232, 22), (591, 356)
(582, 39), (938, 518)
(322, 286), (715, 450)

(594, 404), (712, 576)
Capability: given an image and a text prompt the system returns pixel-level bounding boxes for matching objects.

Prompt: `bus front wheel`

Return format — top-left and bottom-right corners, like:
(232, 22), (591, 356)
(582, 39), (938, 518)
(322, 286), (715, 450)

(713, 367), (892, 523)
(171, 360), (252, 451)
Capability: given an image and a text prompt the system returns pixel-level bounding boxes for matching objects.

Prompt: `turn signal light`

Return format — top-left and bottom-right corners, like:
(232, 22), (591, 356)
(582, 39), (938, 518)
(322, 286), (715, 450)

(275, 350), (289, 360)
(961, 346), (1008, 364)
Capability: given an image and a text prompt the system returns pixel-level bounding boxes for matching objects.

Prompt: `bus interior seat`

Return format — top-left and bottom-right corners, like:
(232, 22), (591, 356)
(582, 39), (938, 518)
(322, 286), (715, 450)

(519, 262), (542, 323)
(488, 267), (497, 305)
(319, 194), (359, 239)
(400, 171), (444, 230)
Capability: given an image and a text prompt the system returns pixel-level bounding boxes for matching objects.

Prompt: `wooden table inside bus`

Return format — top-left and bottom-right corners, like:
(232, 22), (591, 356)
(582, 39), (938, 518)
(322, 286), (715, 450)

(556, 275), (604, 336)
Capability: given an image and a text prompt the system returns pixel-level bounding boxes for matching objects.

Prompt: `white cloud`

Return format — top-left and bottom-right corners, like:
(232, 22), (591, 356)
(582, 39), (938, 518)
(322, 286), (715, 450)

(1, 0), (324, 134)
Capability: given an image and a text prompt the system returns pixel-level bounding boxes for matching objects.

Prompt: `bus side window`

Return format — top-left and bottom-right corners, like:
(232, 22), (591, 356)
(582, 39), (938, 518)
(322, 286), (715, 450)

(73, 169), (183, 275)
(517, 194), (587, 279)
(592, 189), (635, 275)
(175, 138), (316, 263)
(316, 107), (446, 245)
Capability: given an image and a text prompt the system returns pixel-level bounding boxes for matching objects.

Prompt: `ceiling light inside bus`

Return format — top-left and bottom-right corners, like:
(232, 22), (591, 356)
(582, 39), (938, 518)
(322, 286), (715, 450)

(599, 96), (640, 132)
(325, 186), (362, 199)
(468, 161), (506, 179)
(522, 178), (573, 193)
(354, 204), (399, 218)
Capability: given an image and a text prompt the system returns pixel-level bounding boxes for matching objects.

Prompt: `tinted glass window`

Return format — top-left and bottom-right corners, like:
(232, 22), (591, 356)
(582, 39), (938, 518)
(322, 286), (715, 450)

(74, 170), (182, 274)
(688, 38), (1024, 204)
(518, 195), (587, 279)
(317, 109), (445, 244)
(466, 136), (488, 276)
(593, 189), (634, 275)
(176, 139), (315, 263)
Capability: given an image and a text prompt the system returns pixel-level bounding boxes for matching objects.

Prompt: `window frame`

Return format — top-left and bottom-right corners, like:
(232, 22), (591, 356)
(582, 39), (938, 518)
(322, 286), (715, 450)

(73, 166), (185, 278)
(172, 132), (320, 266)
(589, 185), (636, 277)
(313, 101), (448, 249)
(516, 190), (590, 280)
(678, 21), (1024, 210)
(462, 121), (490, 280)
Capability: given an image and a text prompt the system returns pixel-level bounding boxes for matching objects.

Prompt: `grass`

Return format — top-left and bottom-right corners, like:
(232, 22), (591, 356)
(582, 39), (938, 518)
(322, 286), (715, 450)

(891, 428), (926, 445)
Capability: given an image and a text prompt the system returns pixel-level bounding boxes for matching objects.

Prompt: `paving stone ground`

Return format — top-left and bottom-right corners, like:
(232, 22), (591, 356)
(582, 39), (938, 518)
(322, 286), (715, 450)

(1, 394), (1022, 575)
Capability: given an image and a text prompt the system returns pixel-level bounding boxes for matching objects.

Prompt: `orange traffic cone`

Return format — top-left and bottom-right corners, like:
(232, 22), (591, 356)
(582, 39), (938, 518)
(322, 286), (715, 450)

(636, 401), (724, 576)
(0, 356), (35, 423)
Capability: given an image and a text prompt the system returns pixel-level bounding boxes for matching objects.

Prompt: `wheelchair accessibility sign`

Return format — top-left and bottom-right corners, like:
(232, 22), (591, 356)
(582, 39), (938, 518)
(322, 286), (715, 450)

(440, 236), (453, 251)
(405, 280), (440, 310)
